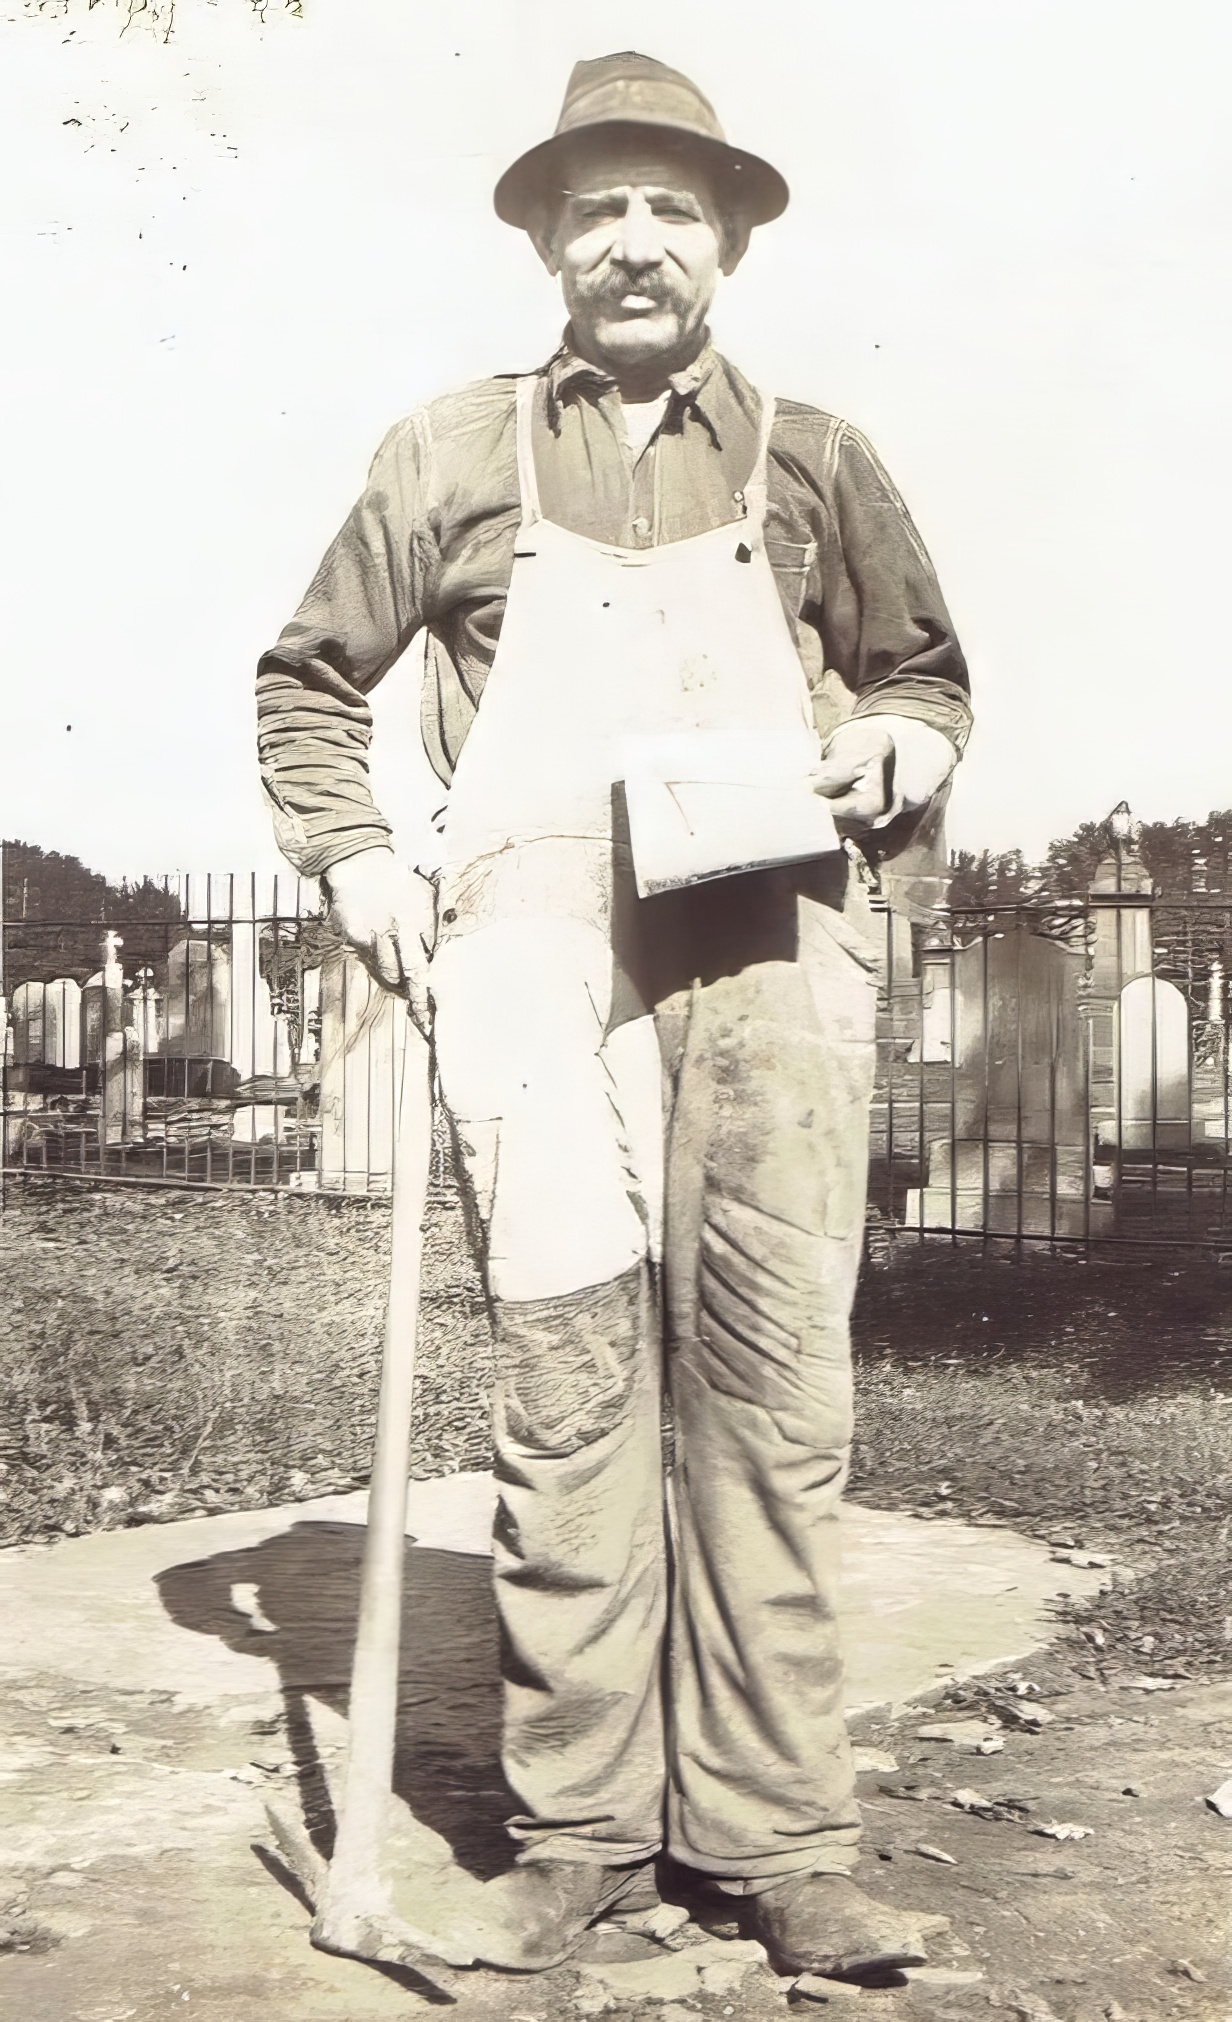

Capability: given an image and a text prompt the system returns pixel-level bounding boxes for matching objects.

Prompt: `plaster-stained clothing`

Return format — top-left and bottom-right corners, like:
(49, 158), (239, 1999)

(255, 344), (968, 1884)
(433, 863), (876, 1877)
(423, 377), (876, 1878)
(255, 339), (970, 878)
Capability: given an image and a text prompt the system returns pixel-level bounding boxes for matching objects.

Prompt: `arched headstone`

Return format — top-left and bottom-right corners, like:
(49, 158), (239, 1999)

(10, 983), (45, 1067)
(906, 926), (1096, 1236)
(44, 979), (82, 1070)
(951, 927), (1084, 1142)
(164, 937), (232, 1060)
(1119, 975), (1190, 1151)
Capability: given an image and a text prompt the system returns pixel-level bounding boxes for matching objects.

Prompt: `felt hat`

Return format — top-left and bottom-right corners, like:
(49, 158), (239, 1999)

(494, 51), (789, 230)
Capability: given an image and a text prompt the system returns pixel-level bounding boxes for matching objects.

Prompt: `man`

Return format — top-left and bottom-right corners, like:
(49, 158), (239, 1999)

(256, 53), (970, 1983)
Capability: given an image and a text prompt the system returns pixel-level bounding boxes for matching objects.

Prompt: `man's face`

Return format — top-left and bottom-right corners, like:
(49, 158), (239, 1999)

(534, 142), (742, 383)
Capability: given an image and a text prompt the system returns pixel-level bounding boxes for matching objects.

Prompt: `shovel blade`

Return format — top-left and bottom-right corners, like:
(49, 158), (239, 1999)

(263, 1800), (468, 1993)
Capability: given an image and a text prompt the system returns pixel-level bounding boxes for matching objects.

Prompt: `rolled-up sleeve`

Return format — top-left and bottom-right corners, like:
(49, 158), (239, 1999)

(811, 421), (971, 754)
(255, 413), (436, 878)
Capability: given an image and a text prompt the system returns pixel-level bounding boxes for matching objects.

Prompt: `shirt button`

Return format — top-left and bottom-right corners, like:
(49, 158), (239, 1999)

(631, 515), (651, 538)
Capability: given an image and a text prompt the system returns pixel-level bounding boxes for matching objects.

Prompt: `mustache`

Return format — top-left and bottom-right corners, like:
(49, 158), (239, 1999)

(590, 270), (676, 303)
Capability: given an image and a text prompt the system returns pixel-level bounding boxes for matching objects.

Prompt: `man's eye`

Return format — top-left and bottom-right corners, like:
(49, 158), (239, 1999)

(577, 202), (621, 223)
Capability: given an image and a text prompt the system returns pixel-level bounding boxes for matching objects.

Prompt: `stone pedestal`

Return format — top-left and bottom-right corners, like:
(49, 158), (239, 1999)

(906, 1139), (1112, 1238)
(125, 973), (162, 1059)
(84, 942), (141, 1145)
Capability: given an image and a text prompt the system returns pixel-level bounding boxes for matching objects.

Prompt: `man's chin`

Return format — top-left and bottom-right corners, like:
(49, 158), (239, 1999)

(586, 317), (689, 375)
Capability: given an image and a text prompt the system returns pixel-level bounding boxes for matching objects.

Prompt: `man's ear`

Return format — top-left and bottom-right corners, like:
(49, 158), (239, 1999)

(720, 211), (752, 276)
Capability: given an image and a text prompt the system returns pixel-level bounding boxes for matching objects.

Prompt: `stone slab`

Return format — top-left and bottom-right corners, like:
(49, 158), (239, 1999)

(0, 1472), (1102, 1712)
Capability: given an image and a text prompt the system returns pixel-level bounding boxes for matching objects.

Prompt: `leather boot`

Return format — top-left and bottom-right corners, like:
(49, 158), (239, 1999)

(465, 1858), (660, 1971)
(741, 1872), (929, 1979)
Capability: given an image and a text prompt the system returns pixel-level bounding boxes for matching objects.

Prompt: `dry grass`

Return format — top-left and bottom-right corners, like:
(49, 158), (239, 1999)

(2, 1177), (1230, 1672)
(850, 1353), (1232, 1675)
(0, 1178), (492, 1543)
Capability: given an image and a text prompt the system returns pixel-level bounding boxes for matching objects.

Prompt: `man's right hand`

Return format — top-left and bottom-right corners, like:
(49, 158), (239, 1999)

(321, 847), (437, 1038)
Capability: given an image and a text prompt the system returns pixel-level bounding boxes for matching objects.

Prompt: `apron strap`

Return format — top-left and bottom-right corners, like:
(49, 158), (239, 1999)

(742, 389), (778, 525)
(514, 375), (544, 527)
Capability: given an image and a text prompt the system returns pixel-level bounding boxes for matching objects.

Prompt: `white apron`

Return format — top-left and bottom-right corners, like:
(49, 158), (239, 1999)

(436, 373), (827, 937)
(430, 374), (834, 1301)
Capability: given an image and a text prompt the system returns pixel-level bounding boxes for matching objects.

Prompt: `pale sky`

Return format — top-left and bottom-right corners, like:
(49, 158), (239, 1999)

(2, 0), (1230, 883)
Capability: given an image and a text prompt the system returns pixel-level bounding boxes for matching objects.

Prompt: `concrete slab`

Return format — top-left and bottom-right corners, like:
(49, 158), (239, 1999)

(0, 1470), (1103, 1712)
(0, 1472), (494, 1703)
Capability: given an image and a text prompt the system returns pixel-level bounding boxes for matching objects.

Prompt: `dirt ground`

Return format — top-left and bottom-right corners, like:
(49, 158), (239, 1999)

(1, 1647), (1229, 2021)
(2, 1177), (1230, 2017)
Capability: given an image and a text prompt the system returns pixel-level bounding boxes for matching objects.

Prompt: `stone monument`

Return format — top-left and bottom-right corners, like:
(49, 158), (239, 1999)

(906, 922), (1097, 1237)
(316, 951), (407, 1192)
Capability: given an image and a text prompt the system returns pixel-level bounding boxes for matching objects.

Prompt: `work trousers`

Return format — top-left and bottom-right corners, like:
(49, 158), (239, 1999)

(429, 851), (880, 1883)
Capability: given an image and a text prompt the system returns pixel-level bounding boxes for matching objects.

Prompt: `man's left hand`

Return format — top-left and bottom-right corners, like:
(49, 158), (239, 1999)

(811, 721), (897, 830)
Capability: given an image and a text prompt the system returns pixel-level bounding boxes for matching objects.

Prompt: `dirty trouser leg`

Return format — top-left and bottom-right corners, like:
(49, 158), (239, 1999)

(430, 916), (668, 1866)
(662, 877), (880, 1884)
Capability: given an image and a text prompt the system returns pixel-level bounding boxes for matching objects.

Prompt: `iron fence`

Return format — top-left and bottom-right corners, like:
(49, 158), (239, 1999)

(870, 890), (1232, 1249)
(0, 871), (422, 1195)
(5, 866), (1232, 1247)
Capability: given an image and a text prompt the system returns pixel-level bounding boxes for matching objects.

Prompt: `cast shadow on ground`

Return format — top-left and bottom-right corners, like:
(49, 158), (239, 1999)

(155, 1520), (514, 1880)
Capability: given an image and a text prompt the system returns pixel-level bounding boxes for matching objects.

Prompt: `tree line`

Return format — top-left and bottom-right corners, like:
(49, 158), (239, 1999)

(949, 811), (1232, 911)
(949, 811), (1232, 1012)
(1, 842), (185, 986)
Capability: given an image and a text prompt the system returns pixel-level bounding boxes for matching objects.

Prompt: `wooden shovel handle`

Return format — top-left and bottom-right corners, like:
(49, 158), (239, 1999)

(321, 1015), (434, 1927)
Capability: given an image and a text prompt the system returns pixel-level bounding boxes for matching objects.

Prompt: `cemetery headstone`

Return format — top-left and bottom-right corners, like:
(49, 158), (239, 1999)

(164, 935), (232, 1061)
(1118, 974), (1190, 1151)
(9, 982), (45, 1068)
(316, 951), (407, 1192)
(44, 978), (82, 1071)
(906, 925), (1101, 1237)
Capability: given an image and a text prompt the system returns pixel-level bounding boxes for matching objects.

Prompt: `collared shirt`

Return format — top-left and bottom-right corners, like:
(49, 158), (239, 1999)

(256, 336), (971, 878)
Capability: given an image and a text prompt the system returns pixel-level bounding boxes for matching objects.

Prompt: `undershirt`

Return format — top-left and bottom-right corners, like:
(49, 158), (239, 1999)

(620, 392), (671, 454)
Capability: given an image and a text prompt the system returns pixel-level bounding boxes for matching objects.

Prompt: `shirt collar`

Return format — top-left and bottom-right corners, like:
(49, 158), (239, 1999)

(543, 330), (724, 443)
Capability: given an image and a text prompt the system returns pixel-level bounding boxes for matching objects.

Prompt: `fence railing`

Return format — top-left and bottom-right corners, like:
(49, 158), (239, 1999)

(5, 871), (1232, 1246)
(0, 872), (421, 1194)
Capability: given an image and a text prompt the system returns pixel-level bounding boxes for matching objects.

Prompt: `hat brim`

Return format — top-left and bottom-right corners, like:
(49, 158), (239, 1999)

(494, 119), (789, 230)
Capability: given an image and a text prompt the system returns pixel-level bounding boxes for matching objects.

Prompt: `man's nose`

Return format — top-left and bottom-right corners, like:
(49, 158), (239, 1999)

(611, 193), (666, 270)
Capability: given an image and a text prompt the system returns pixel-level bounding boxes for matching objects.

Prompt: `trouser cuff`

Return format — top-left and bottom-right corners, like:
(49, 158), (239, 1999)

(667, 1836), (861, 1891)
(712, 1856), (860, 1896)
(513, 1832), (662, 1868)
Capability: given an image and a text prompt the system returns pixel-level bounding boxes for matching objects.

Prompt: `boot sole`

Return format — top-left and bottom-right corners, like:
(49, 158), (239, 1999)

(773, 1944), (929, 1981)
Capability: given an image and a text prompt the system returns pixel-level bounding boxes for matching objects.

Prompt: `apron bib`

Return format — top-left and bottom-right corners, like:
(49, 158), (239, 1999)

(437, 374), (824, 940)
